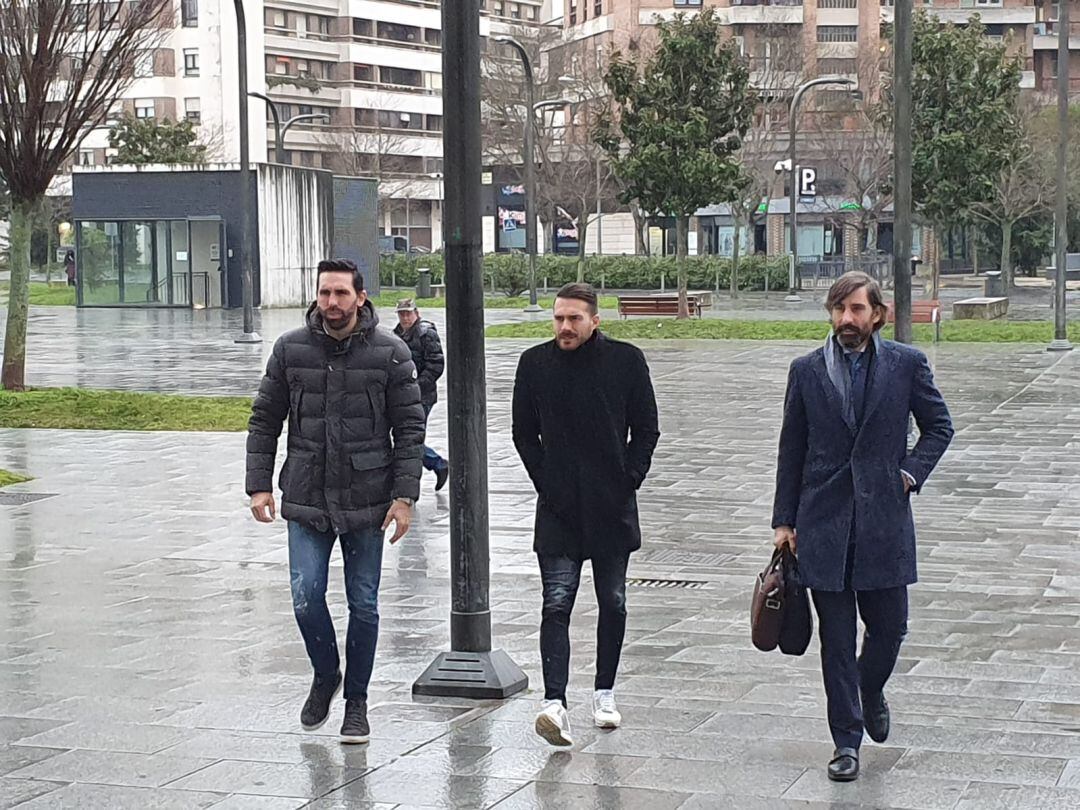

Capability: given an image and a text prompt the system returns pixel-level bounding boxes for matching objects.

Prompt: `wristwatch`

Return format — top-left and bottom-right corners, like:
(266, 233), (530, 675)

(394, 497), (415, 507)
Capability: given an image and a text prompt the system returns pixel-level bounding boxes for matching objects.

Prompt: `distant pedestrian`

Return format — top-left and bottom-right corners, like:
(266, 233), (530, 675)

(512, 282), (660, 747)
(772, 271), (953, 782)
(64, 250), (75, 287)
(393, 299), (449, 492)
(246, 258), (426, 745)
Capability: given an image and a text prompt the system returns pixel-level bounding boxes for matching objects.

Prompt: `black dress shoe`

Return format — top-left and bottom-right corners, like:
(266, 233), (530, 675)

(828, 747), (860, 782)
(863, 691), (890, 743)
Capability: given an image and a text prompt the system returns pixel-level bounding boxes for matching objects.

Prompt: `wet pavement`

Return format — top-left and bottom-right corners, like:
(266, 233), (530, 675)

(1, 305), (1080, 808)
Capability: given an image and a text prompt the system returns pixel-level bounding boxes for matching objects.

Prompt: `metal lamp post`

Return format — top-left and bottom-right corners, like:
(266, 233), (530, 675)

(785, 76), (856, 304)
(249, 92), (330, 165)
(232, 0), (260, 344)
(1050, 0), (1074, 352)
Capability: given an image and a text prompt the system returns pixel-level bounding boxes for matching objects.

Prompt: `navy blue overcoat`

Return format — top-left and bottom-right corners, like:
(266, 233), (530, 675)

(772, 337), (954, 592)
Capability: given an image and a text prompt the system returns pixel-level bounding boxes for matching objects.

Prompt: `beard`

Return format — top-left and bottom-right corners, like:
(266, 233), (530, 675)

(836, 323), (872, 349)
(323, 306), (357, 331)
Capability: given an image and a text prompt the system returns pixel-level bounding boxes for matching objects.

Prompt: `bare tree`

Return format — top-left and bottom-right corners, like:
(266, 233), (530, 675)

(969, 116), (1053, 287)
(808, 51), (893, 257)
(0, 0), (170, 389)
(484, 27), (620, 274)
(728, 26), (804, 297)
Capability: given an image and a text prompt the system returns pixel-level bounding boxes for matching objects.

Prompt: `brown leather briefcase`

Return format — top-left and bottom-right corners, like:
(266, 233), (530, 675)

(751, 547), (812, 655)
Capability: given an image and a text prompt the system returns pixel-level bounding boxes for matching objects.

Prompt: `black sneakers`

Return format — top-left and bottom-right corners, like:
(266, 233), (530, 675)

(340, 699), (370, 744)
(300, 671), (342, 730)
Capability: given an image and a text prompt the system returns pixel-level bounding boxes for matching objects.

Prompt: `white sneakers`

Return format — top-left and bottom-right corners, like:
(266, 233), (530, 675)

(535, 699), (574, 747)
(592, 689), (622, 729)
(535, 691), (622, 747)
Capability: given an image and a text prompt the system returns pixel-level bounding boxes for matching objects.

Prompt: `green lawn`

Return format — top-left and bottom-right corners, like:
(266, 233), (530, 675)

(0, 388), (251, 432)
(369, 291), (619, 311)
(0, 469), (32, 488)
(485, 318), (1080, 344)
(0, 282), (77, 306)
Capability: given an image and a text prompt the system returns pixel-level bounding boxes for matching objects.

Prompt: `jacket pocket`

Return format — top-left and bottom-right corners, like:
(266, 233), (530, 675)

(289, 389), (303, 434)
(351, 449), (393, 472)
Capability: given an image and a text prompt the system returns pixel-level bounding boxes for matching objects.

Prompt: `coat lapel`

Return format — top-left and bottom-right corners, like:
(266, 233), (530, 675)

(858, 338), (896, 431)
(813, 351), (856, 433)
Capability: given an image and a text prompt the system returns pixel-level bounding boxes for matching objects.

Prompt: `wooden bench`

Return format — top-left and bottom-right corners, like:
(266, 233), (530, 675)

(618, 294), (703, 319)
(953, 296), (1008, 320)
(886, 299), (941, 341)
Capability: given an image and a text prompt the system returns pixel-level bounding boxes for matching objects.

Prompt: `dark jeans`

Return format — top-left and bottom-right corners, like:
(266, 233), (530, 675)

(288, 521), (384, 701)
(421, 402), (447, 473)
(538, 553), (629, 706)
(812, 586), (909, 750)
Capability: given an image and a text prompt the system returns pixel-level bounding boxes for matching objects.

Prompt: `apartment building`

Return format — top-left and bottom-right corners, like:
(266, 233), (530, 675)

(72, 0), (548, 251)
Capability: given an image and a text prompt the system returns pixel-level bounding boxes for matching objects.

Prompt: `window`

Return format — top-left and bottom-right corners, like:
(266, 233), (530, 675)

(70, 3), (88, 28)
(425, 29), (441, 46)
(975, 0), (1002, 6)
(354, 63), (373, 82)
(819, 0), (857, 7)
(298, 104), (314, 117)
(295, 59), (310, 77)
(274, 57), (290, 75)
(424, 157), (444, 174)
(426, 114), (443, 132)
(494, 1), (505, 16)
(381, 66), (423, 87)
(511, 3), (522, 18)
(378, 21), (420, 43)
(568, 2), (576, 24)
(79, 150), (95, 166)
(135, 99), (155, 119)
(184, 49), (199, 77)
(185, 97), (201, 124)
(1050, 52), (1059, 78)
(268, 9), (285, 27)
(673, 0), (703, 6)
(353, 18), (372, 37)
(817, 25), (858, 43)
(594, 0), (602, 14)
(181, 0), (197, 26)
(818, 58), (857, 74)
(528, 5), (537, 19)
(134, 50), (154, 78)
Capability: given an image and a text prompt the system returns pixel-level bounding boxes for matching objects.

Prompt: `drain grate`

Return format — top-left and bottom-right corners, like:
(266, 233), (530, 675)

(626, 577), (708, 589)
(0, 493), (58, 507)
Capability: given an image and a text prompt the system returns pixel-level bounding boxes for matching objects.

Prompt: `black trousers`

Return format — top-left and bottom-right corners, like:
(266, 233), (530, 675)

(538, 553), (629, 706)
(812, 586), (908, 750)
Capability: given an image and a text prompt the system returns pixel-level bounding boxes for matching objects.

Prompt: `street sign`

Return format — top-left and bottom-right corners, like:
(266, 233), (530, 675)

(799, 167), (817, 198)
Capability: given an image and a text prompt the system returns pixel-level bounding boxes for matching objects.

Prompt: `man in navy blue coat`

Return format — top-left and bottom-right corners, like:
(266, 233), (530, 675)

(772, 271), (953, 782)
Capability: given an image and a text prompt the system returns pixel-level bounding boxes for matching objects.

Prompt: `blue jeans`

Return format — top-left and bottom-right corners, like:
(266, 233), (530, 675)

(421, 402), (447, 473)
(538, 553), (629, 706)
(288, 522), (384, 701)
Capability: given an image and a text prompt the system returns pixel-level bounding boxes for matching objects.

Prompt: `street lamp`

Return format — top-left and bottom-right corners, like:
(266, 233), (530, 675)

(1049, 0), (1073, 351)
(492, 35), (572, 313)
(232, 0), (260, 344)
(249, 92), (330, 166)
(785, 76), (856, 303)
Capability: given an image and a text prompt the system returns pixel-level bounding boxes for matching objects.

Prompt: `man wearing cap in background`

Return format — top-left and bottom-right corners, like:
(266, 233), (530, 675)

(394, 299), (449, 492)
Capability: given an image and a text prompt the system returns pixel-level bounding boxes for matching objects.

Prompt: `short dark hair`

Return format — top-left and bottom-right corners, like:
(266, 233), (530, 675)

(555, 282), (598, 315)
(318, 258), (364, 293)
(826, 271), (887, 331)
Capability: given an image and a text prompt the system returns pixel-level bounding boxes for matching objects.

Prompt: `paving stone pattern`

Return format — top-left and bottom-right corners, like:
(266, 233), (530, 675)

(0, 306), (1079, 808)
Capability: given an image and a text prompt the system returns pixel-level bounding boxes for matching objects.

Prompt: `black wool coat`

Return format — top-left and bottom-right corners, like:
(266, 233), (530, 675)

(246, 300), (426, 534)
(512, 331), (661, 560)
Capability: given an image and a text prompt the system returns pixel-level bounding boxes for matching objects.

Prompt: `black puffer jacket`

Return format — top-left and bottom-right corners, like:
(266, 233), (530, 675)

(393, 319), (444, 407)
(246, 300), (426, 534)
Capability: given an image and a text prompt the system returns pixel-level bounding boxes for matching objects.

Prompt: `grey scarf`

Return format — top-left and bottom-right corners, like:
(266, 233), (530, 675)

(823, 330), (881, 430)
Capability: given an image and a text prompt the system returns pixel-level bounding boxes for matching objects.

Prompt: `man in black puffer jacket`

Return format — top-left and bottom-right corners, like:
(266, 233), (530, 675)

(393, 298), (449, 492)
(246, 259), (425, 745)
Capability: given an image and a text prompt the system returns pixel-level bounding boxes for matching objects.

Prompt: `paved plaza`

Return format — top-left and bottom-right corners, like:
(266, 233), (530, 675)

(1, 304), (1080, 808)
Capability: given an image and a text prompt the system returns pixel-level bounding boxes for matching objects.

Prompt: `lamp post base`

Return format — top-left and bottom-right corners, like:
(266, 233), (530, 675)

(1048, 338), (1074, 352)
(523, 303), (543, 313)
(784, 294), (802, 304)
(412, 649), (528, 699)
(235, 331), (263, 344)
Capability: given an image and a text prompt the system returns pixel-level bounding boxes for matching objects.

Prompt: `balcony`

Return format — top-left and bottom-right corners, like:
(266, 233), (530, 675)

(728, 0), (803, 24)
(881, 5), (1036, 24)
(1033, 23), (1080, 49)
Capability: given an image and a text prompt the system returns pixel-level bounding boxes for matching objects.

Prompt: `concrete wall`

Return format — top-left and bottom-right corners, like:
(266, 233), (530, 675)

(256, 164), (334, 308)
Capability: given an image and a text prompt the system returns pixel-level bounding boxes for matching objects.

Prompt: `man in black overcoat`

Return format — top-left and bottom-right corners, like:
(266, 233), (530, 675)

(512, 282), (660, 747)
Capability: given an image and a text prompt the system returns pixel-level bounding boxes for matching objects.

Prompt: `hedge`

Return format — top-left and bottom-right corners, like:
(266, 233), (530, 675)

(379, 254), (791, 296)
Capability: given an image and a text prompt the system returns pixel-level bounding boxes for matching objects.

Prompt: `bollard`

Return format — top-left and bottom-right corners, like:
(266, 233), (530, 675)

(416, 267), (432, 299)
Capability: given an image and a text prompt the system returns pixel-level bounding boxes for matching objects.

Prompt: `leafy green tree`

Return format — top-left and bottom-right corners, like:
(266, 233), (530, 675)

(109, 114), (208, 166)
(596, 9), (756, 317)
(888, 12), (1023, 291)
